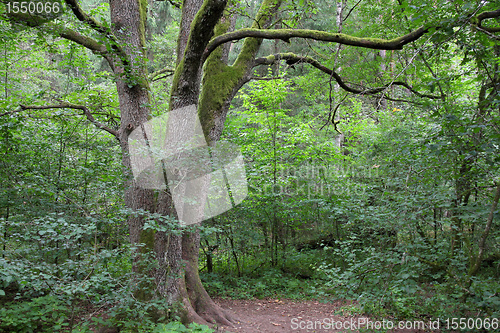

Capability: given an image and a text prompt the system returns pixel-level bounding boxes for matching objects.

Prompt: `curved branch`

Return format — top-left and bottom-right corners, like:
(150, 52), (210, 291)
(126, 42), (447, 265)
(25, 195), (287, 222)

(19, 103), (118, 138)
(3, 10), (105, 52)
(64, 0), (109, 36)
(204, 26), (428, 62)
(2, 10), (51, 27)
(45, 23), (119, 70)
(477, 9), (500, 21)
(6, 6), (128, 69)
(42, 23), (107, 53)
(474, 9), (500, 33)
(254, 53), (443, 99)
(5, 14), (113, 62)
(343, 0), (363, 22)
(0, 107), (24, 118)
(170, 0), (228, 107)
(149, 68), (175, 82)
(63, 0), (128, 62)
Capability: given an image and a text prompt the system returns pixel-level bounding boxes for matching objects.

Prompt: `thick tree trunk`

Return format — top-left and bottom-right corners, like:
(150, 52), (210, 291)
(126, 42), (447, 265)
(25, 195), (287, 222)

(109, 0), (279, 326)
(182, 231), (234, 325)
(179, 2), (282, 323)
(167, 0), (235, 325)
(109, 0), (168, 305)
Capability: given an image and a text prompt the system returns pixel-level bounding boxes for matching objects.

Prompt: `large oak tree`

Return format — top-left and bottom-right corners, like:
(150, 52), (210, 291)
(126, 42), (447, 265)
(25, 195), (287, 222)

(3, 0), (499, 326)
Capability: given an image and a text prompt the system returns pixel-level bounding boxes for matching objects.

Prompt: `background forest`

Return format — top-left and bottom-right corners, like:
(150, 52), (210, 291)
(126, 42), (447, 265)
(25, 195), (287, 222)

(0, 0), (499, 332)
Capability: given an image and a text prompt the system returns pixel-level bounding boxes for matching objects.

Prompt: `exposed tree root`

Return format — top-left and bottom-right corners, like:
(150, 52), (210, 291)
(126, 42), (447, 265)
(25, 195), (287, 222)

(181, 231), (236, 327)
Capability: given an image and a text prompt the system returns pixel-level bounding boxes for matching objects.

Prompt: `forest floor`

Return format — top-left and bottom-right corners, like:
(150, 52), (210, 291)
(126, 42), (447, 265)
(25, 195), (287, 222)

(214, 298), (433, 333)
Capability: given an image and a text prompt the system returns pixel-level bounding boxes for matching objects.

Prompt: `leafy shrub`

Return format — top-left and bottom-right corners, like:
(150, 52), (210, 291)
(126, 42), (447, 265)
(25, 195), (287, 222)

(282, 250), (325, 279)
(153, 322), (214, 332)
(0, 295), (69, 333)
(320, 237), (500, 321)
(201, 268), (321, 300)
(0, 209), (180, 331)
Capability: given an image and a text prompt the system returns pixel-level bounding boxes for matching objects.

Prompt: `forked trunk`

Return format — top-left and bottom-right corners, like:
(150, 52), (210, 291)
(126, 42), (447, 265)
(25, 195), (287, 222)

(110, 0), (276, 327)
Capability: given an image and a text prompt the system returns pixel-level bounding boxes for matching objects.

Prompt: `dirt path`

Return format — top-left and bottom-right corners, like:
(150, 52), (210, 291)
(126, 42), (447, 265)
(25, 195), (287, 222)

(214, 298), (433, 333)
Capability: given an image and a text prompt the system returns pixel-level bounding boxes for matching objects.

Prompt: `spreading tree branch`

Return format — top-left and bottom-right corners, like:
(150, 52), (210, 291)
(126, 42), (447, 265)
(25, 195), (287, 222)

(155, 0), (181, 8)
(4, 4), (129, 70)
(149, 68), (175, 82)
(63, 0), (129, 65)
(474, 9), (500, 33)
(19, 103), (119, 138)
(203, 26), (428, 62)
(254, 53), (443, 99)
(4, 14), (115, 65)
(204, 7), (500, 64)
(3, 7), (105, 50)
(170, 0), (228, 107)
(1, 9), (50, 27)
(64, 0), (110, 36)
(43, 23), (107, 54)
(0, 108), (24, 118)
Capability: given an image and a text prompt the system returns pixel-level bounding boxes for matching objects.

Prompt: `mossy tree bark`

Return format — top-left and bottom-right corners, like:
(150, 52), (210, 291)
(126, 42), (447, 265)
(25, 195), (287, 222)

(161, 0), (236, 324)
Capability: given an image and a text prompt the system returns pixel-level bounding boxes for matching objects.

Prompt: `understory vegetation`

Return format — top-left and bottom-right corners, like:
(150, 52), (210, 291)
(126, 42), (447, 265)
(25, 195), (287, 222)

(1, 0), (499, 332)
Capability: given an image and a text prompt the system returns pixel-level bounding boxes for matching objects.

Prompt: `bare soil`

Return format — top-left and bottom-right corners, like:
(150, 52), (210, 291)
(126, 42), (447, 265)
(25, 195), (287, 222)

(214, 298), (435, 333)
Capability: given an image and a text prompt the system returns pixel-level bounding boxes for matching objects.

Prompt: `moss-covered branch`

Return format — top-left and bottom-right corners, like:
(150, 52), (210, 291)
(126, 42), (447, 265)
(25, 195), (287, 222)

(254, 53), (443, 99)
(198, 0), (281, 142)
(203, 26), (428, 62)
(2, 9), (51, 27)
(474, 9), (500, 33)
(149, 68), (175, 82)
(5, 14), (123, 69)
(42, 23), (107, 54)
(6, 1), (131, 71)
(64, 0), (129, 64)
(64, 0), (110, 36)
(4, 6), (104, 51)
(170, 0), (228, 108)
(231, 0), (281, 68)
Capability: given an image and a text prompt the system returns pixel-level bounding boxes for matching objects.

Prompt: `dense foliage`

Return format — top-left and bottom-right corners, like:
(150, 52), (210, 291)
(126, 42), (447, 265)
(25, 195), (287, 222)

(1, 0), (499, 331)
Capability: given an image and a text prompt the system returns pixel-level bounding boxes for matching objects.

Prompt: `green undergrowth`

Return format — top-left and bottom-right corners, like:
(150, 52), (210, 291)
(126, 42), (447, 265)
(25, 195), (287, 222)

(201, 242), (500, 328)
(202, 270), (327, 300)
(200, 264), (331, 300)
